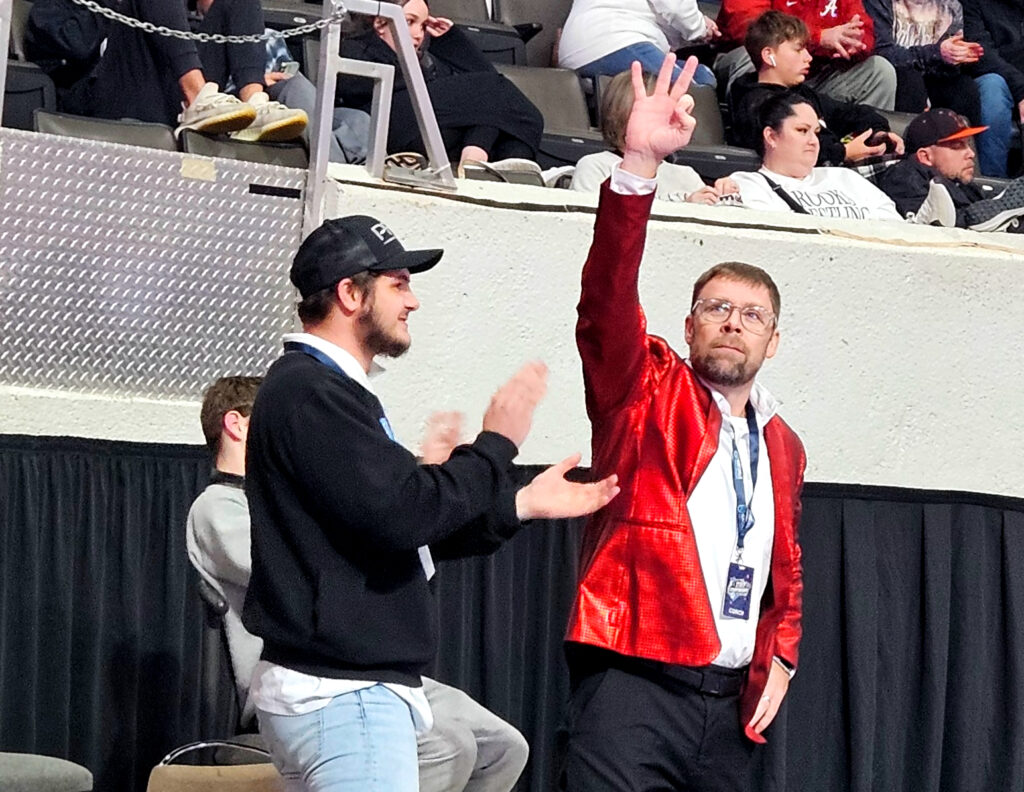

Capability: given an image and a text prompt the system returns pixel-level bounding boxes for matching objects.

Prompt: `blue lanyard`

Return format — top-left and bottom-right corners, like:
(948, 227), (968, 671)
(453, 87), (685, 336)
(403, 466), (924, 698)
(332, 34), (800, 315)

(731, 402), (760, 553)
(284, 340), (396, 441)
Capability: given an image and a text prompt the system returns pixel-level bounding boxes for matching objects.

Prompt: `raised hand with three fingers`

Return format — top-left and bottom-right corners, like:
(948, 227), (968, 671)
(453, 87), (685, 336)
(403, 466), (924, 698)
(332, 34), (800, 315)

(620, 54), (700, 179)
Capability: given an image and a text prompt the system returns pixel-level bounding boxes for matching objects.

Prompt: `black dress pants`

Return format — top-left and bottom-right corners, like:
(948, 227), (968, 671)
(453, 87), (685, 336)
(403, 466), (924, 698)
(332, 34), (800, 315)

(564, 654), (756, 792)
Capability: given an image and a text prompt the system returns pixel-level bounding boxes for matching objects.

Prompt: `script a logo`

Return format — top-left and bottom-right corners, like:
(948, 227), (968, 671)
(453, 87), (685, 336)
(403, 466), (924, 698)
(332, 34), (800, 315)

(819, 0), (838, 16)
(370, 222), (398, 245)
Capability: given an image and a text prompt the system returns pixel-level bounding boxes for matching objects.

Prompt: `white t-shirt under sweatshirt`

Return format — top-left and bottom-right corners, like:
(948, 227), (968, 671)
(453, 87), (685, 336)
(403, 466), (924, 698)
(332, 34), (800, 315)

(731, 166), (902, 221)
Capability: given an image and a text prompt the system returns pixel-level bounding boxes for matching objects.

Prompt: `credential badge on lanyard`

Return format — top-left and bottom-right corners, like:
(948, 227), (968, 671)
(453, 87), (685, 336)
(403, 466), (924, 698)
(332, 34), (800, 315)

(723, 403), (760, 620)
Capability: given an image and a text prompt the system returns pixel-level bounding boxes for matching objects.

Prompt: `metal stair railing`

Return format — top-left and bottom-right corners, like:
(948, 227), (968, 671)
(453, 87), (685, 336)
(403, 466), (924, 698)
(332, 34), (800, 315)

(305, 0), (456, 235)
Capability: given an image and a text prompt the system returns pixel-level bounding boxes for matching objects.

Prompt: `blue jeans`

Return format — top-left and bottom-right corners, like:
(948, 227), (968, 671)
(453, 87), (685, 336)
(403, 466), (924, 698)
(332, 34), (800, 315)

(258, 685), (418, 792)
(576, 42), (716, 88)
(269, 72), (371, 164)
(975, 72), (1015, 178)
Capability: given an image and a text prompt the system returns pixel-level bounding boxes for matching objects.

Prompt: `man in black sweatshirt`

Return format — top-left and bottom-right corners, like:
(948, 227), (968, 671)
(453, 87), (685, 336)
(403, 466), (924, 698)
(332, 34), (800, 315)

(242, 215), (620, 792)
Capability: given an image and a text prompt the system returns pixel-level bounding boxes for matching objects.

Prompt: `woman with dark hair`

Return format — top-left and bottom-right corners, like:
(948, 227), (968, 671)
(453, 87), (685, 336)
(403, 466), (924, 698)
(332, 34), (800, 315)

(339, 0), (544, 170)
(729, 91), (903, 219)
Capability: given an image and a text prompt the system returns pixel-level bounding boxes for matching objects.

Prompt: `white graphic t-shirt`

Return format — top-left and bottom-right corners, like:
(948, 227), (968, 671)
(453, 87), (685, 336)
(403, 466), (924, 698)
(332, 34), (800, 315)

(730, 167), (902, 221)
(892, 0), (961, 46)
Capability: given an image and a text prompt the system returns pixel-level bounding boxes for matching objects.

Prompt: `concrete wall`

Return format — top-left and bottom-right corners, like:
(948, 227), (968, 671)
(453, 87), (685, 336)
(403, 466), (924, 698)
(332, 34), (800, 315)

(2, 165), (1021, 498)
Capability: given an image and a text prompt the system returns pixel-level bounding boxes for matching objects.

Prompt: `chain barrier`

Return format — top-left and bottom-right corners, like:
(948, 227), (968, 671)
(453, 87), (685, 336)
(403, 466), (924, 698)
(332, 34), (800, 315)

(67, 0), (349, 44)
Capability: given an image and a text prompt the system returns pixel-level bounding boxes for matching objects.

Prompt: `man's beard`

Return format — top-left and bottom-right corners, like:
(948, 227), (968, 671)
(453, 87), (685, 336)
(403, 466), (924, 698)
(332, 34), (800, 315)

(690, 347), (756, 388)
(359, 301), (410, 359)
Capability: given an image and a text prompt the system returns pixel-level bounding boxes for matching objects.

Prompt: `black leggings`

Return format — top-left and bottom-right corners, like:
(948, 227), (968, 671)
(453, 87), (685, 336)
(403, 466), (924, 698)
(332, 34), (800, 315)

(437, 125), (535, 161)
(895, 67), (982, 125)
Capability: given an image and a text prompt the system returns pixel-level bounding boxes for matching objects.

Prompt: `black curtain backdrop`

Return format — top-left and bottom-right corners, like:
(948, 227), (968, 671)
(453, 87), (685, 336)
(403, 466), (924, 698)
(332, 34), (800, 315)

(1, 434), (1023, 792)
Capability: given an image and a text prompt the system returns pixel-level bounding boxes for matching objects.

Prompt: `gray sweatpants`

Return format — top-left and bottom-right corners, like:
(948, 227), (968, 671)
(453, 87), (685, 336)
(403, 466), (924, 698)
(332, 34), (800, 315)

(419, 677), (530, 792)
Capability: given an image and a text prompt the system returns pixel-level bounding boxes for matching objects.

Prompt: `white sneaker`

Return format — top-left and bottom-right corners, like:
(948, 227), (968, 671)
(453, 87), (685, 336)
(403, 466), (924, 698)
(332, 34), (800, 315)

(230, 92), (308, 143)
(175, 82), (256, 138)
(911, 180), (956, 227)
(459, 158), (544, 186)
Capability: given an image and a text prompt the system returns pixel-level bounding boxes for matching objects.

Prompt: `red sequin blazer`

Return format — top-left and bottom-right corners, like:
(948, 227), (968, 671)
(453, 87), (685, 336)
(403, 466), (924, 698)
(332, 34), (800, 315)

(566, 183), (807, 743)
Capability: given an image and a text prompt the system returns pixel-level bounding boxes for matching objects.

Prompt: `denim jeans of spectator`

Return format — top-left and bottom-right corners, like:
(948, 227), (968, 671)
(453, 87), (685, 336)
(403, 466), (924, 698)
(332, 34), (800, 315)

(975, 72), (1015, 178)
(576, 42), (716, 88)
(269, 72), (371, 164)
(258, 685), (418, 792)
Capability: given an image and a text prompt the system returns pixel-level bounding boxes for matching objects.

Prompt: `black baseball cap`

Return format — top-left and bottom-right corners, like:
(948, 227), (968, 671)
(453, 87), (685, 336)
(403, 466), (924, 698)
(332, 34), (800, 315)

(904, 108), (988, 153)
(290, 215), (443, 299)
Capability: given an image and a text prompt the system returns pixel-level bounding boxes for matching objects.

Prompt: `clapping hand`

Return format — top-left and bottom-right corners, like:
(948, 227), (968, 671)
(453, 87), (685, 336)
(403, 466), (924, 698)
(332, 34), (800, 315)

(421, 411), (464, 464)
(620, 54), (700, 179)
(515, 453), (620, 521)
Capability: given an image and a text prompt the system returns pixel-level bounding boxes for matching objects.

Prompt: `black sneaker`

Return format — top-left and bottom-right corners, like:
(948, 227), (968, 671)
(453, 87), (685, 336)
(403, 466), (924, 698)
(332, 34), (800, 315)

(964, 177), (1024, 231)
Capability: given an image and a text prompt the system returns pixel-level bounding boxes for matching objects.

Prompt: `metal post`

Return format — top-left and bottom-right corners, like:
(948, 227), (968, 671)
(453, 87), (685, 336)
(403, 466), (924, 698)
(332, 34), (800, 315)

(364, 0), (455, 188)
(303, 0), (457, 235)
(303, 0), (345, 237)
(0, 0), (13, 125)
(338, 57), (393, 178)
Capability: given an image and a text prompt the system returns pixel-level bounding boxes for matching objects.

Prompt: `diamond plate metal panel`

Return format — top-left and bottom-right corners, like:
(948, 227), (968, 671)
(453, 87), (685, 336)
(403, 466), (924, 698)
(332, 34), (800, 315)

(0, 129), (307, 398)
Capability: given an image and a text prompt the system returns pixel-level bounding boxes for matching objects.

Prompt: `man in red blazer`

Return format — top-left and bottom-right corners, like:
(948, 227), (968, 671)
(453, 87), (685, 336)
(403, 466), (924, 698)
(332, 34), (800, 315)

(564, 54), (807, 792)
(715, 2), (896, 109)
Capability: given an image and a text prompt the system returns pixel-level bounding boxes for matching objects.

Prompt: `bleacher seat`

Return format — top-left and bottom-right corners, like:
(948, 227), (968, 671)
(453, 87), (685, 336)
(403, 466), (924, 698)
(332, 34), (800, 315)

(3, 62), (56, 131)
(261, 0), (321, 34)
(877, 109), (918, 139)
(34, 110), (178, 151)
(424, 0), (526, 64)
(493, 0), (572, 67)
(494, 63), (608, 167)
(672, 83), (760, 178)
(180, 130), (309, 168)
(0, 753), (93, 792)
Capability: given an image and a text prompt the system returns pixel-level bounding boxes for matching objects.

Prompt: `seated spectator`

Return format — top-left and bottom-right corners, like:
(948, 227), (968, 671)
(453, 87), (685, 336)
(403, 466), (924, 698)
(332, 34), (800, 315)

(573, 70), (738, 203)
(340, 0), (543, 170)
(187, 375), (265, 727)
(730, 91), (904, 218)
(557, 0), (718, 87)
(84, 0), (306, 140)
(730, 12), (903, 165)
(874, 108), (1024, 231)
(963, 0), (1024, 178)
(716, 0), (897, 109)
(861, 0), (1007, 173)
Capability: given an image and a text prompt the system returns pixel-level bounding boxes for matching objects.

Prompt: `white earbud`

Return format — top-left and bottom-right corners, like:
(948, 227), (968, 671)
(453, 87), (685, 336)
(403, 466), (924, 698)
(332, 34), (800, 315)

(768, 53), (777, 67)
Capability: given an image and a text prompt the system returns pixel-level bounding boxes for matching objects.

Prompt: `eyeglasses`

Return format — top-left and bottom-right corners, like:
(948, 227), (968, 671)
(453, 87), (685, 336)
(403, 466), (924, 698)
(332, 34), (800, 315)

(691, 298), (776, 335)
